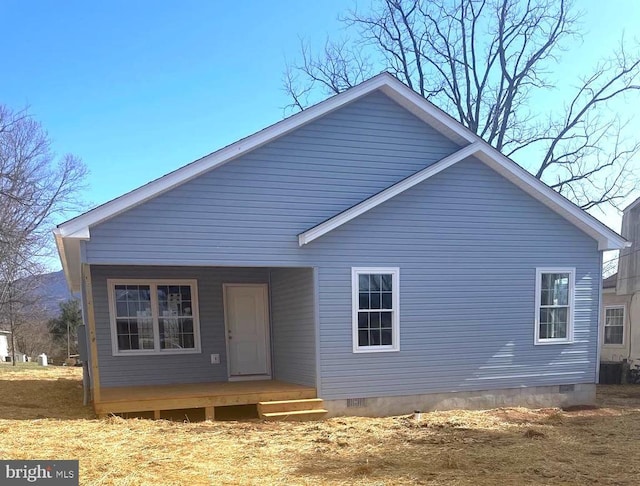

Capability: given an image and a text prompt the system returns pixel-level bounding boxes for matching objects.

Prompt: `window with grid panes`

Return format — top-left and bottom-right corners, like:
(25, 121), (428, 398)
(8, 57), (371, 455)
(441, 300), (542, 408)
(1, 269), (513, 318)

(108, 280), (200, 355)
(535, 268), (574, 344)
(604, 306), (624, 345)
(352, 268), (399, 352)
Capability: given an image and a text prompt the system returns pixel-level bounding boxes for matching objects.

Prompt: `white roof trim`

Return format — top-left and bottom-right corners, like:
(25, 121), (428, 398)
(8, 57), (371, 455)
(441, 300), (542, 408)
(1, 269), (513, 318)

(299, 142), (483, 246)
(56, 72), (627, 292)
(54, 228), (84, 293)
(56, 72), (474, 238)
(298, 144), (628, 251)
(473, 150), (629, 251)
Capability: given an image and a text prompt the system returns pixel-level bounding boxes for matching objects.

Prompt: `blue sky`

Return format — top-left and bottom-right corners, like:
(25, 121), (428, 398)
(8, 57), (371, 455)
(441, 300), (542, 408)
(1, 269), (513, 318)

(2, 1), (344, 211)
(1, 0), (639, 264)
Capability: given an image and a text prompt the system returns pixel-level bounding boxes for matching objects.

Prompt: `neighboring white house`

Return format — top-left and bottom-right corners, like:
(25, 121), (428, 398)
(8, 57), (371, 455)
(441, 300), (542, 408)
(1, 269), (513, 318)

(0, 330), (28, 363)
(601, 197), (640, 368)
(0, 331), (9, 362)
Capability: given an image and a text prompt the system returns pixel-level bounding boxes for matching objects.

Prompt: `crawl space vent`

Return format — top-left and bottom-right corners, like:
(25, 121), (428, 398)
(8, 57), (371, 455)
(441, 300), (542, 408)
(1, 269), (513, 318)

(559, 384), (575, 393)
(347, 398), (367, 408)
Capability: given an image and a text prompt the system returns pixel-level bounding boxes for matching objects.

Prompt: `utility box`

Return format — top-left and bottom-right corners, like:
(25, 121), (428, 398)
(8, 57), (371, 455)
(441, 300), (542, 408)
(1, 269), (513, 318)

(77, 325), (88, 362)
(599, 362), (623, 384)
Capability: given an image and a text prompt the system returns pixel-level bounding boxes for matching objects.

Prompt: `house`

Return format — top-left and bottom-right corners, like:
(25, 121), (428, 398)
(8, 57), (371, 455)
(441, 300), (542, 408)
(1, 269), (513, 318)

(0, 331), (27, 363)
(600, 198), (640, 376)
(0, 331), (9, 362)
(54, 73), (627, 420)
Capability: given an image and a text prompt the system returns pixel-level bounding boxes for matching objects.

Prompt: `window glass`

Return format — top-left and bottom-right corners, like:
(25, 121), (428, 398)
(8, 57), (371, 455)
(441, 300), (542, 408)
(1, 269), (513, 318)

(536, 270), (573, 343)
(604, 307), (624, 345)
(540, 273), (569, 306)
(355, 271), (396, 349)
(111, 282), (198, 353)
(114, 285), (153, 350)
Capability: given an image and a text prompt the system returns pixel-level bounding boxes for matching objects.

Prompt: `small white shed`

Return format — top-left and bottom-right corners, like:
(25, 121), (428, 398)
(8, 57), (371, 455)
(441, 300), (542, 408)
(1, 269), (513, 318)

(0, 331), (10, 362)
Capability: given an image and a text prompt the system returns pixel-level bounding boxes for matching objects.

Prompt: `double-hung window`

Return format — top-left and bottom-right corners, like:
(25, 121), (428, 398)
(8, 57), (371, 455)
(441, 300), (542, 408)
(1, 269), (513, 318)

(604, 306), (625, 345)
(108, 279), (201, 355)
(352, 268), (400, 353)
(534, 268), (575, 344)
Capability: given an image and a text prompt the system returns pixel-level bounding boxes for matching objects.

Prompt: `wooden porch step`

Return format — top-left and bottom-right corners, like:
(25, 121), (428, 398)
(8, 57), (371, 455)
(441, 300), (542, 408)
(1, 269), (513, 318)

(260, 409), (328, 421)
(257, 398), (324, 414)
(258, 398), (327, 421)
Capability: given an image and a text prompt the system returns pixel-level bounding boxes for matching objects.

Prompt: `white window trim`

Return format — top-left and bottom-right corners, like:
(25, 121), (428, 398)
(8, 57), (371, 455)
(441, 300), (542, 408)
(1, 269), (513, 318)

(534, 267), (575, 345)
(352, 267), (400, 353)
(603, 304), (626, 347)
(107, 279), (202, 356)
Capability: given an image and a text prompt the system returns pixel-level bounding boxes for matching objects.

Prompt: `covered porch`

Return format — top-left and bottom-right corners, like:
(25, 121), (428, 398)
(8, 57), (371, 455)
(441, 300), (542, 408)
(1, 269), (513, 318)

(80, 264), (322, 420)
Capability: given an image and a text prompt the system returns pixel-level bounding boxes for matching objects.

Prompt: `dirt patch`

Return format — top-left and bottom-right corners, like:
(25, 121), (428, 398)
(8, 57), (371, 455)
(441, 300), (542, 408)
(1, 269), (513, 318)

(1, 366), (640, 485)
(562, 404), (599, 412)
(523, 428), (546, 439)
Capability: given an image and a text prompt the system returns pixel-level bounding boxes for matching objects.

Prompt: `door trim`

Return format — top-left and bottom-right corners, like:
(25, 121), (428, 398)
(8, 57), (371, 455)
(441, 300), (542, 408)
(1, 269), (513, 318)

(222, 283), (272, 381)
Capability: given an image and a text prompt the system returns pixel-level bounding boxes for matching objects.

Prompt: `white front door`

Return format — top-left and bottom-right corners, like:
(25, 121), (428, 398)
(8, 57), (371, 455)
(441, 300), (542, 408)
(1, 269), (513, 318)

(223, 284), (271, 379)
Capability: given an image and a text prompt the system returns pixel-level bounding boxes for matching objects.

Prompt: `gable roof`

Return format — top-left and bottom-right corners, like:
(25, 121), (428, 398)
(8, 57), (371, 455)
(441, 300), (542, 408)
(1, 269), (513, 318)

(298, 140), (628, 251)
(55, 72), (471, 240)
(55, 72), (628, 292)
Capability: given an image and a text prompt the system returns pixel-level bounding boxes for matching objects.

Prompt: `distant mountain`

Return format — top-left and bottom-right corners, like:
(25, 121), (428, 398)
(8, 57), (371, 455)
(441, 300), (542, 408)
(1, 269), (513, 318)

(31, 270), (75, 316)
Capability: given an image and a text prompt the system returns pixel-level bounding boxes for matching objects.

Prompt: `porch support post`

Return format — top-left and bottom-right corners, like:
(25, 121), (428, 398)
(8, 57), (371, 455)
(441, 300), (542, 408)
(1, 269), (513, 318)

(204, 406), (215, 421)
(82, 263), (101, 404)
(313, 267), (322, 397)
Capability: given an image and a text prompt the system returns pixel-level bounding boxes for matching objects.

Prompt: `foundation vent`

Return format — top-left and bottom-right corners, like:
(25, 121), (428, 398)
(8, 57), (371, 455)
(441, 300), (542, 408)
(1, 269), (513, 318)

(559, 384), (575, 393)
(347, 398), (367, 408)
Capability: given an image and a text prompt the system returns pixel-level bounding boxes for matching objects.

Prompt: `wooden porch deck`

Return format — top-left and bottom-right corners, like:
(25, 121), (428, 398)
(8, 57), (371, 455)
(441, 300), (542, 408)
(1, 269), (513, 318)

(94, 380), (317, 419)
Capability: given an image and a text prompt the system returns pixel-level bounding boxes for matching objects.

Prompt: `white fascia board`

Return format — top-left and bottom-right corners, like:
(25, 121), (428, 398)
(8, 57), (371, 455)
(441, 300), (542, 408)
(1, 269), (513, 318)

(56, 73), (483, 238)
(55, 70), (625, 268)
(53, 229), (70, 285)
(298, 142), (483, 246)
(298, 141), (627, 249)
(474, 150), (628, 251)
(53, 229), (82, 293)
(63, 227), (91, 239)
(57, 74), (423, 237)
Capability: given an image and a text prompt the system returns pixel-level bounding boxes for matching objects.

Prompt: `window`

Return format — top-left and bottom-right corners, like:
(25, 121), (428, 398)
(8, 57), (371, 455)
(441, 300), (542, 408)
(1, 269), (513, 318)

(604, 306), (625, 345)
(534, 268), (575, 344)
(352, 268), (399, 353)
(108, 279), (201, 355)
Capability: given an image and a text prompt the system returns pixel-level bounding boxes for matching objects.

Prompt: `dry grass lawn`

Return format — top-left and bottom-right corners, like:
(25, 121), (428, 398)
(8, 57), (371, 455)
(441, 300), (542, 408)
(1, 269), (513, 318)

(1, 363), (639, 485)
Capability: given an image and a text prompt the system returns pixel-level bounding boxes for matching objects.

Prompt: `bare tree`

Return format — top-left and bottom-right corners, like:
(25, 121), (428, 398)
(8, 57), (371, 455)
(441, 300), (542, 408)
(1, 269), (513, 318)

(14, 320), (59, 360)
(48, 298), (83, 358)
(284, 0), (640, 210)
(0, 105), (86, 363)
(4, 293), (57, 361)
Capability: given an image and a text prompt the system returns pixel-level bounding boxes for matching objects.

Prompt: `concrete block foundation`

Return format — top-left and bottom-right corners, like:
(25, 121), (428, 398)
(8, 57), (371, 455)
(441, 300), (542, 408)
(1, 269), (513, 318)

(323, 384), (596, 417)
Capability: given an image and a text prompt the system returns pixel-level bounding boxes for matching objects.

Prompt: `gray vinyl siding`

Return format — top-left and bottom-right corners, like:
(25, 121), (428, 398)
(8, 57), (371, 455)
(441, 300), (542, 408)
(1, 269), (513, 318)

(83, 90), (602, 400)
(91, 265), (268, 388)
(270, 268), (316, 387)
(311, 160), (601, 399)
(85, 91), (460, 265)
